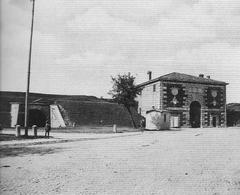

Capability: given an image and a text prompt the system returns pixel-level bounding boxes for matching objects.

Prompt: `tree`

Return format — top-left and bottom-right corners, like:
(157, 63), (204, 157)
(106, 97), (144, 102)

(109, 73), (141, 128)
(151, 113), (162, 130)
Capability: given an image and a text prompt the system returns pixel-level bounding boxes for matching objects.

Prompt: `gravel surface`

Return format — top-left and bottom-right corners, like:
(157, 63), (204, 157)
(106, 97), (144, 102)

(0, 128), (240, 195)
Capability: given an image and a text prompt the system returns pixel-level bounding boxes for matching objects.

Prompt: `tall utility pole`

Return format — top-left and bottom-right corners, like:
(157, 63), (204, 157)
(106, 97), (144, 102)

(24, 0), (35, 136)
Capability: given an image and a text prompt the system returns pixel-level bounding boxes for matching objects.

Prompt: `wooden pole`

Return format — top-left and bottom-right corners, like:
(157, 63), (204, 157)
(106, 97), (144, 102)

(24, 0), (35, 136)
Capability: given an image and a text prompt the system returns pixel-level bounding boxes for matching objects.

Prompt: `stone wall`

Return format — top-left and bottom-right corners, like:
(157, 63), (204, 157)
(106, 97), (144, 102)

(162, 81), (226, 127)
(16, 103), (50, 127)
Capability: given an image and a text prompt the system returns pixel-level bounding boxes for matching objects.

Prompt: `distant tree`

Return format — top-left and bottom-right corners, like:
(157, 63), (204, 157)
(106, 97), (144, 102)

(109, 73), (141, 128)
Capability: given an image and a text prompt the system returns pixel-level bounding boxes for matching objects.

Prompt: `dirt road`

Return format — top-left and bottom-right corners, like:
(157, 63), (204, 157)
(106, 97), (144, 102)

(1, 128), (240, 195)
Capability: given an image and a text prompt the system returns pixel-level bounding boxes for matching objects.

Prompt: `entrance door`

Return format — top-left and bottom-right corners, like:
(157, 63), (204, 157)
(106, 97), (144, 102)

(170, 116), (179, 128)
(29, 109), (46, 127)
(190, 101), (201, 128)
(212, 116), (217, 127)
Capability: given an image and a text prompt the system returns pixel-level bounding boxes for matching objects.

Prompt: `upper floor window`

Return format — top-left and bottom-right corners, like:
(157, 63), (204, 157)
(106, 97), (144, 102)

(153, 84), (156, 92)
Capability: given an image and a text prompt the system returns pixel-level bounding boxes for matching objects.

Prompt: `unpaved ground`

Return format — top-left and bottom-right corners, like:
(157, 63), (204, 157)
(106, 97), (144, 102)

(0, 128), (240, 195)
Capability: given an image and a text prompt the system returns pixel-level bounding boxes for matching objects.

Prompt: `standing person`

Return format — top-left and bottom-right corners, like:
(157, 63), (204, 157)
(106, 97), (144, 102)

(140, 118), (145, 132)
(45, 120), (51, 138)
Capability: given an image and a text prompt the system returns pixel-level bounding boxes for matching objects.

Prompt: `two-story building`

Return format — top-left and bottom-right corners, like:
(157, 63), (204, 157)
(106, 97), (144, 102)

(137, 72), (228, 129)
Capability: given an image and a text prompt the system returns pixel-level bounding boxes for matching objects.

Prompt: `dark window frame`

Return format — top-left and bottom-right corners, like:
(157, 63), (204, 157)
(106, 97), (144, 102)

(153, 84), (156, 92)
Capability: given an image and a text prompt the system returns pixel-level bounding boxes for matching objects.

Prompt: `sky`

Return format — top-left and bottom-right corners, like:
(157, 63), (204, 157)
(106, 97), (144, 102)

(1, 0), (240, 103)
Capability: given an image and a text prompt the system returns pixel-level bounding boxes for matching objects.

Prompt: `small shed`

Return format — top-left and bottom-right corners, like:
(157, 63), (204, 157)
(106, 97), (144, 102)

(145, 110), (170, 130)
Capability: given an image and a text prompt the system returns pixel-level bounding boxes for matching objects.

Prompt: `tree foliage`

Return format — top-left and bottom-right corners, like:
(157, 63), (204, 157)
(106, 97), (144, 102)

(109, 73), (141, 128)
(151, 114), (162, 130)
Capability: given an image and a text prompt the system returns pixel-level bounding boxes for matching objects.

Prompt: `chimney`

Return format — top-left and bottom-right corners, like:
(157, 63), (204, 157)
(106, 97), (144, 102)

(206, 75), (210, 79)
(147, 71), (152, 80)
(199, 74), (204, 78)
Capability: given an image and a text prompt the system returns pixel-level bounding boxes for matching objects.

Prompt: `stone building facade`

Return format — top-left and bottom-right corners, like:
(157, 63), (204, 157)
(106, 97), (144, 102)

(137, 72), (228, 128)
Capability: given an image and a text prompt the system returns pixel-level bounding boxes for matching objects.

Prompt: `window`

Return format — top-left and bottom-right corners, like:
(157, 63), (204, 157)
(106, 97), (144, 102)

(164, 114), (166, 122)
(153, 84), (156, 92)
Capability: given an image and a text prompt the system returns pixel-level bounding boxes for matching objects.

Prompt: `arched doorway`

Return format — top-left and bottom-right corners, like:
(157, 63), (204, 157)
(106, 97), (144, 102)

(190, 101), (201, 128)
(29, 109), (46, 127)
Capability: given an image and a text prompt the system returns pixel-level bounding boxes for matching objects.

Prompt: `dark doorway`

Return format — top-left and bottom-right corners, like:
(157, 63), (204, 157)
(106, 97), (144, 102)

(212, 116), (217, 127)
(29, 109), (46, 127)
(190, 101), (201, 128)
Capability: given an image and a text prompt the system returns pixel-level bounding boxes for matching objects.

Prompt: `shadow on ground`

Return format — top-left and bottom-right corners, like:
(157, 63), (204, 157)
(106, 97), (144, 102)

(144, 128), (182, 132)
(0, 134), (52, 141)
(50, 126), (140, 134)
(0, 146), (63, 158)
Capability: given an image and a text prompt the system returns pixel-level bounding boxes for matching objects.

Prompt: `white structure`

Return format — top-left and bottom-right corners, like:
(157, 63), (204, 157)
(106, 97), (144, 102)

(10, 103), (19, 127)
(145, 110), (170, 130)
(50, 105), (66, 128)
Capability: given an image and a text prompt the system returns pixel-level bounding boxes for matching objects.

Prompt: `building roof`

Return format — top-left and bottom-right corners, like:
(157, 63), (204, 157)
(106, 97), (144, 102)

(137, 72), (228, 87)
